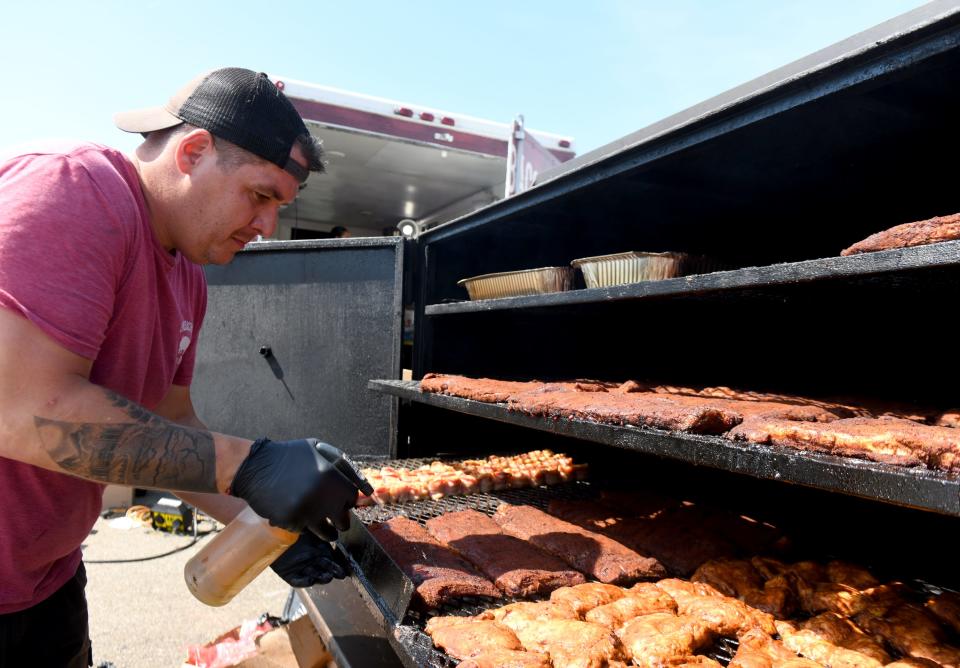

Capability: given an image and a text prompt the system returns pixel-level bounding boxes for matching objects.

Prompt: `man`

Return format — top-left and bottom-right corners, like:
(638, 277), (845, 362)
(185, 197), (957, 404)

(0, 68), (367, 666)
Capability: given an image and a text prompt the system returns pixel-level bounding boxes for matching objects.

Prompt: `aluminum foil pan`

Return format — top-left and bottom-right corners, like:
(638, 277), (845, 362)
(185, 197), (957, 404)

(458, 266), (573, 300)
(571, 251), (688, 288)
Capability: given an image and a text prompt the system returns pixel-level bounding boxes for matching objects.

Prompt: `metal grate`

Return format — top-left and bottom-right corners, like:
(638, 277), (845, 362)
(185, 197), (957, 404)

(346, 461), (738, 667)
(354, 480), (597, 526)
(348, 458), (953, 668)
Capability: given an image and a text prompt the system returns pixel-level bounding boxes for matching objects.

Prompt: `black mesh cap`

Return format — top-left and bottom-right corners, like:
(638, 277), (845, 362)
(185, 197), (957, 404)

(115, 68), (312, 183)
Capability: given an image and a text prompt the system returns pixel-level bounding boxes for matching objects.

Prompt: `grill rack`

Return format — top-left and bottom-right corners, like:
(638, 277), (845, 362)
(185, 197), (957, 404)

(341, 457), (958, 668)
(343, 458), (746, 667)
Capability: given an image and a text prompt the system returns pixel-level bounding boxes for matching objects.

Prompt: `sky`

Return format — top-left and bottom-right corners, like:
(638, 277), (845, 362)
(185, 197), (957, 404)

(0, 0), (928, 157)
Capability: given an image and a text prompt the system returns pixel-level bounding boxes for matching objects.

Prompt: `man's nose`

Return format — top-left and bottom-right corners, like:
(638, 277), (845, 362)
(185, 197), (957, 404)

(251, 207), (279, 239)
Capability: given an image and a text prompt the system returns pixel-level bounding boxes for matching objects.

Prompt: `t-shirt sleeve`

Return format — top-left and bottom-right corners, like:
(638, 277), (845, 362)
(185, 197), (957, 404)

(172, 268), (207, 386)
(0, 151), (132, 360)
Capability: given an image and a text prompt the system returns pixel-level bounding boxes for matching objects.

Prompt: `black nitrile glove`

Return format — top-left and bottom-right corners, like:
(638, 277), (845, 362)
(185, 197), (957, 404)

(270, 530), (348, 587)
(230, 438), (373, 535)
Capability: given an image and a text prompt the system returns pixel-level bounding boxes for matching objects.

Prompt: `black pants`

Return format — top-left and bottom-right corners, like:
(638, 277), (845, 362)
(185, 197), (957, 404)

(0, 563), (92, 668)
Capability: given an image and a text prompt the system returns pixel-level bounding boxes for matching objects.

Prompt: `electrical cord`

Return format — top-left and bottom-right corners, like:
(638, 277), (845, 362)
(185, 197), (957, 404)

(85, 506), (221, 564)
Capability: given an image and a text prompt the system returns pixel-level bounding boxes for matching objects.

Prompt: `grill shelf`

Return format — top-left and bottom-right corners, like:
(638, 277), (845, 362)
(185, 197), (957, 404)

(338, 464), (599, 668)
(338, 456), (959, 668)
(424, 241), (960, 315)
(368, 379), (960, 516)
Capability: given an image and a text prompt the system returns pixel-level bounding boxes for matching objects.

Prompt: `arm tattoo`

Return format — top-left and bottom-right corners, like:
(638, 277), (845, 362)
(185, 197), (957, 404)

(34, 390), (218, 492)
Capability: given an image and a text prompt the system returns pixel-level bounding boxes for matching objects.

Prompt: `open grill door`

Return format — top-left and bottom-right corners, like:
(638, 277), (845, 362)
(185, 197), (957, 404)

(191, 237), (404, 458)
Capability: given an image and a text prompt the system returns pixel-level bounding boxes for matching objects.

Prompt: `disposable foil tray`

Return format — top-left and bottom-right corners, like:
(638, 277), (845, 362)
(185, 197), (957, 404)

(571, 251), (688, 288)
(458, 266), (573, 300)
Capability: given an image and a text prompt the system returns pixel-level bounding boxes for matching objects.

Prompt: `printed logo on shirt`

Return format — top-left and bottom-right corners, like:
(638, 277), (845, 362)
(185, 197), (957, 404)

(176, 320), (193, 366)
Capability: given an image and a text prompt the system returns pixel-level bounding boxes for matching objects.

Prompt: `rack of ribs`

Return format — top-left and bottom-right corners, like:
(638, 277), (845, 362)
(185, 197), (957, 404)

(420, 373), (542, 402)
(424, 509), (585, 597)
(367, 516), (501, 608)
(728, 416), (960, 473)
(547, 499), (736, 577)
(841, 211), (960, 255)
(492, 503), (667, 585)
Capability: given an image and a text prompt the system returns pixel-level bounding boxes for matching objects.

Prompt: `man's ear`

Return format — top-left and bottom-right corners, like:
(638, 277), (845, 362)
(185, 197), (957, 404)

(173, 129), (215, 175)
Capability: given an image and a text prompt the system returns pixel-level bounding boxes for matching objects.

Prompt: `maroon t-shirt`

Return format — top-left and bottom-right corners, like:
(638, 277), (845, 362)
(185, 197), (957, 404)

(0, 142), (207, 613)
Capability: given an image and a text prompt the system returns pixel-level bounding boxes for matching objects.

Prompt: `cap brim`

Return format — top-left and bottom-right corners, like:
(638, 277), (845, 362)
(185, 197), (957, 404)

(114, 106), (183, 133)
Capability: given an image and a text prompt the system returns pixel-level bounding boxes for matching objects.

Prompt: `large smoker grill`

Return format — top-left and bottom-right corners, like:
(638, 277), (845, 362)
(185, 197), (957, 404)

(193, 3), (960, 666)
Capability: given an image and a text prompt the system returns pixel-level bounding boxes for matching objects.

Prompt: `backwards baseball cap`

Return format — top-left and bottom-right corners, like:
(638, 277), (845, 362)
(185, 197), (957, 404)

(114, 67), (313, 183)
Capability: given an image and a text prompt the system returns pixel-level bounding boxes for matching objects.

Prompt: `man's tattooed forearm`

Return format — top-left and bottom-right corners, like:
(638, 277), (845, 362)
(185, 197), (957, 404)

(34, 390), (217, 492)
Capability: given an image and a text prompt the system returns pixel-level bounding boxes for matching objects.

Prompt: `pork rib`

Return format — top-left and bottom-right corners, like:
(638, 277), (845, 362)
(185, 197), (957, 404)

(425, 509), (585, 597)
(492, 503), (667, 585)
(368, 516), (501, 609)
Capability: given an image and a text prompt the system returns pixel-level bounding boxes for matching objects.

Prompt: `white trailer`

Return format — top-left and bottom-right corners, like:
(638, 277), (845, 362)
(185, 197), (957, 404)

(270, 76), (576, 239)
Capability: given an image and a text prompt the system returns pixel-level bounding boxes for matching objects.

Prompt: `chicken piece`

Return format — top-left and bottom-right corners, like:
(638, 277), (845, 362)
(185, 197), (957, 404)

(776, 619), (883, 668)
(926, 590), (960, 635)
(487, 600), (581, 624)
(424, 614), (478, 634)
(489, 601), (583, 637)
(676, 590), (777, 636)
(853, 582), (907, 618)
(617, 613), (714, 668)
(585, 584), (678, 630)
(457, 649), (553, 668)
(655, 578), (725, 600)
(669, 657), (723, 668)
(798, 613), (890, 663)
(791, 576), (864, 617)
(693, 559), (765, 598)
(750, 557), (826, 583)
(550, 583), (627, 618)
(657, 578), (776, 636)
(729, 628), (821, 668)
(427, 619), (522, 660)
(748, 575), (797, 619)
(885, 659), (948, 668)
(825, 561), (879, 590)
(511, 619), (626, 668)
(856, 603), (960, 668)
(692, 560), (795, 618)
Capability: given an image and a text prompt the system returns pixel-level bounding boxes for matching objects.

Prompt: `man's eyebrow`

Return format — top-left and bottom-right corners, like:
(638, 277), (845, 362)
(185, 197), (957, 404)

(253, 183), (290, 204)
